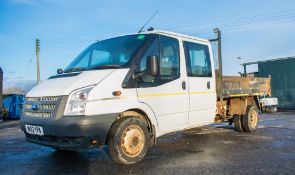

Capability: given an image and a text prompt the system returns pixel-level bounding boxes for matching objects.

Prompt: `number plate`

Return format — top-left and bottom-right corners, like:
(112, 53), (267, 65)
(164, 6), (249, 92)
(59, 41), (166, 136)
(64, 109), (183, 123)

(25, 125), (44, 136)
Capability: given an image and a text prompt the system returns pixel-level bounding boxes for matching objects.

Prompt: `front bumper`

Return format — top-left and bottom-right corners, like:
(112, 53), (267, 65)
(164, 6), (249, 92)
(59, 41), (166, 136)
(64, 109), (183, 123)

(21, 114), (118, 149)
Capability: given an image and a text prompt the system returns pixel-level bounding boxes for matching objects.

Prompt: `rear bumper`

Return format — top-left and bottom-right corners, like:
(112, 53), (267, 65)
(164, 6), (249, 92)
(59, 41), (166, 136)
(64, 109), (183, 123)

(20, 114), (118, 149)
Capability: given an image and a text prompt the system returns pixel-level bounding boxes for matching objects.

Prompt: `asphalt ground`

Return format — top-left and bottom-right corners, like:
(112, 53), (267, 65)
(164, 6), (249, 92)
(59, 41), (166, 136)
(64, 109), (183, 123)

(0, 112), (294, 175)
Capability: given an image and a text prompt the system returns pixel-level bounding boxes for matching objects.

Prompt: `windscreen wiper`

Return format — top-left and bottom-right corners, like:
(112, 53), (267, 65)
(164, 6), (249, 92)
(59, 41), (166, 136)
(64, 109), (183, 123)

(64, 67), (86, 73)
(90, 65), (122, 70)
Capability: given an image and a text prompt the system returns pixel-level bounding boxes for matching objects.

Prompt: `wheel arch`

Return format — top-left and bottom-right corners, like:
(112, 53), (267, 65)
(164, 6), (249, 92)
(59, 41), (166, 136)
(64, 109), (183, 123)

(229, 96), (259, 116)
(105, 106), (159, 147)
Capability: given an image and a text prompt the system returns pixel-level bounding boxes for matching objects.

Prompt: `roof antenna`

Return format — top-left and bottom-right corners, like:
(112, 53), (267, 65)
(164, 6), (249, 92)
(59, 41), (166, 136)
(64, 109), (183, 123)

(138, 10), (159, 33)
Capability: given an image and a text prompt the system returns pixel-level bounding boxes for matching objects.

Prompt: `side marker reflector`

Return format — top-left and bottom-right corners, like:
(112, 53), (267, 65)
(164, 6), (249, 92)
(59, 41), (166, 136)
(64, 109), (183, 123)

(112, 91), (122, 96)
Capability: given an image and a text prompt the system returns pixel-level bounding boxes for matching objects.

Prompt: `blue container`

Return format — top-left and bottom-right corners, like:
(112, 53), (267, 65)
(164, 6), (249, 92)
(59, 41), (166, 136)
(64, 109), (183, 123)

(2, 94), (25, 119)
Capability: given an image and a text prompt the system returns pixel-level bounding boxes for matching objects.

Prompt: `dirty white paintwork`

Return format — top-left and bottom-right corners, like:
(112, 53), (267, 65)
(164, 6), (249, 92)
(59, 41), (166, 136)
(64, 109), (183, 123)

(260, 97), (278, 106)
(182, 37), (217, 128)
(27, 70), (114, 96)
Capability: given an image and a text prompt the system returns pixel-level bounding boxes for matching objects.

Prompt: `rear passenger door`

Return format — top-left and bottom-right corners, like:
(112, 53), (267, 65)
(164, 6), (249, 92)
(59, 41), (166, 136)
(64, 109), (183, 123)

(183, 39), (216, 127)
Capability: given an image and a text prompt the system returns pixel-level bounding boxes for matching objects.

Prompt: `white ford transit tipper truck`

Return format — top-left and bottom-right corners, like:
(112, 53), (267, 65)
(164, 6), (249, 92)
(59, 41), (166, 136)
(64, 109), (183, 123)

(21, 30), (271, 164)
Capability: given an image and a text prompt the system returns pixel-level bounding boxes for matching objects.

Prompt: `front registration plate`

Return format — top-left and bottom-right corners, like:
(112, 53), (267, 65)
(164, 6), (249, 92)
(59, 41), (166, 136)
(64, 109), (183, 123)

(25, 125), (44, 136)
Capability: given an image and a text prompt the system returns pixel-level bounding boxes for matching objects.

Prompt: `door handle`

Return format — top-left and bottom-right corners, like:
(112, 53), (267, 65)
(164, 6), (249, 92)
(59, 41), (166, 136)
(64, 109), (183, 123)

(207, 81), (210, 89)
(182, 81), (186, 90)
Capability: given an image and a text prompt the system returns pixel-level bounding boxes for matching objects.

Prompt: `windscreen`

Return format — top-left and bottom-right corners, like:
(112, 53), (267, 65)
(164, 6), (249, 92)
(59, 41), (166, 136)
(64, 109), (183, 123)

(64, 34), (149, 73)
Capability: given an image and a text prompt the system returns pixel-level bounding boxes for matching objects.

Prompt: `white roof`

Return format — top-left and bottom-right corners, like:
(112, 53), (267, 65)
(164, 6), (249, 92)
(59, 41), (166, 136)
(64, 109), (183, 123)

(143, 30), (210, 43)
(98, 29), (210, 43)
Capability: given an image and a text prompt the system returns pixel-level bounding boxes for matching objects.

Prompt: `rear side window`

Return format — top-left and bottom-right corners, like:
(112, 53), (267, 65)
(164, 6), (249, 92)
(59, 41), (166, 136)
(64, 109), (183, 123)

(183, 41), (212, 77)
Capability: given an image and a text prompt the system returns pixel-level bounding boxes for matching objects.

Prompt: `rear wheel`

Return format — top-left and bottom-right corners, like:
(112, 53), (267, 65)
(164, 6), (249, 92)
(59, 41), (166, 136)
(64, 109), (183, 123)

(108, 117), (150, 165)
(233, 114), (244, 132)
(271, 106), (277, 113)
(242, 105), (259, 132)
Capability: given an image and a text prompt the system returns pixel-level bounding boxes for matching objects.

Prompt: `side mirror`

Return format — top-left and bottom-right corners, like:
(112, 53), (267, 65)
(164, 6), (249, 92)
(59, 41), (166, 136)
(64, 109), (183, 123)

(57, 68), (63, 74)
(146, 55), (159, 76)
(133, 55), (159, 80)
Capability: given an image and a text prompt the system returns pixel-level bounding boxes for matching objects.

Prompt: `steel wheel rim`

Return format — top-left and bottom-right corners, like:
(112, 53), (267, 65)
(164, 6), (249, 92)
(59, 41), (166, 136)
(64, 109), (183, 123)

(120, 125), (145, 158)
(249, 110), (258, 128)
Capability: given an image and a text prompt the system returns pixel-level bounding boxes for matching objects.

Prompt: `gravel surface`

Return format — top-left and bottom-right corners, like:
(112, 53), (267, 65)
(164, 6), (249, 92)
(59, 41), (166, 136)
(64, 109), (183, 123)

(0, 112), (294, 175)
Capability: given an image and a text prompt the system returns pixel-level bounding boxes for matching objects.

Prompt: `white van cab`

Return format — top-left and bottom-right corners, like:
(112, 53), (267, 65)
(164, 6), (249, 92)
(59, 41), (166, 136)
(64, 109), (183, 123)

(21, 30), (262, 165)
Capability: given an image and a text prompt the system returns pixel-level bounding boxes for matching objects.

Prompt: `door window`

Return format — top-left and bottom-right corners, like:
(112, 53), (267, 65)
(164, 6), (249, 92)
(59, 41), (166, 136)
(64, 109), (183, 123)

(137, 35), (180, 85)
(183, 42), (212, 77)
(138, 38), (159, 83)
(159, 35), (180, 79)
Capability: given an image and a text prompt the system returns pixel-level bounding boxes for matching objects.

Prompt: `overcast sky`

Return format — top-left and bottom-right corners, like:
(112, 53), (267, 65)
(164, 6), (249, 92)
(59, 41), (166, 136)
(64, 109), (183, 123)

(1, 0), (295, 88)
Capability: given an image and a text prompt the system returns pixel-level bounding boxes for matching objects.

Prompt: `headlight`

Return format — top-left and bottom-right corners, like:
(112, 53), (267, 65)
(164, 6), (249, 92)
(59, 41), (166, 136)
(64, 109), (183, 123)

(64, 86), (94, 116)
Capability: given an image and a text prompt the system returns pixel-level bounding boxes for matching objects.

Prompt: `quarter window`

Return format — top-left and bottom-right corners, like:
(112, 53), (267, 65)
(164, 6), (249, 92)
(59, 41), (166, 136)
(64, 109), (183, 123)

(183, 41), (212, 77)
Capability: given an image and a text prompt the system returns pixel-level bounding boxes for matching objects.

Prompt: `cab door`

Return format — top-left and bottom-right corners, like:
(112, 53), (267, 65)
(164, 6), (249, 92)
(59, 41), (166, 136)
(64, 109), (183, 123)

(182, 39), (216, 127)
(136, 35), (189, 134)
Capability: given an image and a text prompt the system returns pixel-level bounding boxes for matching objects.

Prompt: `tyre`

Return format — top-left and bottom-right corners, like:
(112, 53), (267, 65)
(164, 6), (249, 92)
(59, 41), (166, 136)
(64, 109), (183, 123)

(2, 115), (8, 121)
(271, 106), (277, 113)
(108, 117), (150, 165)
(1, 109), (8, 121)
(242, 105), (259, 132)
(265, 107), (271, 113)
(233, 114), (244, 132)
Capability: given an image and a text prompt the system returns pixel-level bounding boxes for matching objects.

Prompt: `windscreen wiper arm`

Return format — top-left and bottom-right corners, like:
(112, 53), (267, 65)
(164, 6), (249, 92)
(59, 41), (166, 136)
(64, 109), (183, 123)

(64, 67), (86, 73)
(90, 65), (122, 70)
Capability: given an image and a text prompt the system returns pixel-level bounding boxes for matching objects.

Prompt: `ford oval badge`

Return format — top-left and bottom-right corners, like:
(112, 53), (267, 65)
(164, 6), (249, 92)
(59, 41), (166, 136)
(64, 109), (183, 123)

(31, 103), (40, 111)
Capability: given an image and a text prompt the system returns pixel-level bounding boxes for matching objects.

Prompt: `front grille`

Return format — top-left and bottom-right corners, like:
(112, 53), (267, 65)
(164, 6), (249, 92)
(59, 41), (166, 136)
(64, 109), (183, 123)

(25, 111), (52, 117)
(25, 104), (56, 110)
(24, 96), (61, 118)
(26, 96), (60, 102)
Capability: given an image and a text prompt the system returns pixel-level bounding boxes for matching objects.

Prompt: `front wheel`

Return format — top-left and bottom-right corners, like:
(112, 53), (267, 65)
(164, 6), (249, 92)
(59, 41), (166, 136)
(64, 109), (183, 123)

(107, 117), (150, 165)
